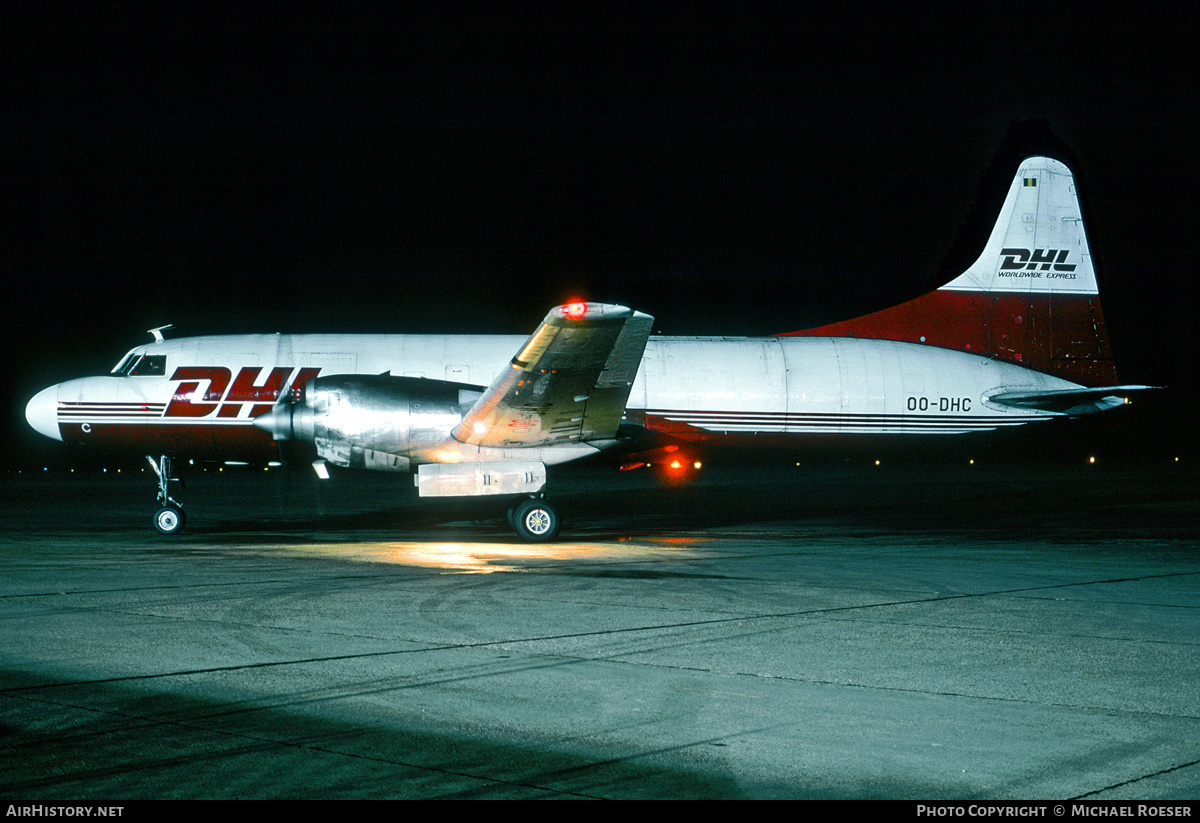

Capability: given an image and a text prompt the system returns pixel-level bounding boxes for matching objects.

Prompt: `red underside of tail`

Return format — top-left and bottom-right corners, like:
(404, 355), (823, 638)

(778, 290), (1118, 386)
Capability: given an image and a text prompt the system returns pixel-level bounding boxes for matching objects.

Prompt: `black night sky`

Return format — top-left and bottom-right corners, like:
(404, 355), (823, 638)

(6, 9), (1198, 466)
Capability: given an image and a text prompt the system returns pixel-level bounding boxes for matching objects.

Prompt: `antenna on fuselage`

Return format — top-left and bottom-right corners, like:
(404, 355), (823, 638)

(148, 325), (175, 343)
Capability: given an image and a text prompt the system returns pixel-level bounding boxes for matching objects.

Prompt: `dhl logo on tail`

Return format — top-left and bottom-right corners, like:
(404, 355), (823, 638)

(998, 248), (1077, 274)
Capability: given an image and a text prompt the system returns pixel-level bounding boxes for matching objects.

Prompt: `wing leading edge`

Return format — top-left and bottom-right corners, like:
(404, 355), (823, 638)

(451, 302), (654, 449)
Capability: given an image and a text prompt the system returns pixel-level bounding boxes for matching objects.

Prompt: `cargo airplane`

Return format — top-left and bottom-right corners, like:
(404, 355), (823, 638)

(26, 157), (1151, 540)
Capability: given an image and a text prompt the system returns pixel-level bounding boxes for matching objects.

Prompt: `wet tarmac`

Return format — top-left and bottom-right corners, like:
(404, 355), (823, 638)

(1, 460), (1197, 799)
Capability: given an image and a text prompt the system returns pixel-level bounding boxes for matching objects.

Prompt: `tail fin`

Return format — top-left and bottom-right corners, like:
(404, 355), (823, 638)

(780, 157), (1118, 386)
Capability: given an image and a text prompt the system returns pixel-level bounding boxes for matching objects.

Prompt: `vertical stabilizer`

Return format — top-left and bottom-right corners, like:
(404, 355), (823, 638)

(943, 156), (1099, 296)
(781, 157), (1118, 386)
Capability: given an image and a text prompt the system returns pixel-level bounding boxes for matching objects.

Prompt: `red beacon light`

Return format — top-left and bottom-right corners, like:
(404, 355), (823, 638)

(562, 302), (588, 320)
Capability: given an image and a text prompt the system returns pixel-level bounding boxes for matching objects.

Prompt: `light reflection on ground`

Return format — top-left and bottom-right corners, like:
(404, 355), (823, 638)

(270, 538), (707, 573)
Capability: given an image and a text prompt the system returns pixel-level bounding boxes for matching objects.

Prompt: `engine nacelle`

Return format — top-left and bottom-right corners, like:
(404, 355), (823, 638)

(253, 374), (482, 472)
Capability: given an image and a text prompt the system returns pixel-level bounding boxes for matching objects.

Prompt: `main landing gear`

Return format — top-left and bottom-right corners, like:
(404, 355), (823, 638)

(507, 496), (561, 542)
(141, 457), (560, 541)
(147, 455), (186, 535)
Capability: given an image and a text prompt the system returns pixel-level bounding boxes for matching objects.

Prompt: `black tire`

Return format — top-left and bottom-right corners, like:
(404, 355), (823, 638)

(511, 498), (560, 542)
(153, 506), (186, 535)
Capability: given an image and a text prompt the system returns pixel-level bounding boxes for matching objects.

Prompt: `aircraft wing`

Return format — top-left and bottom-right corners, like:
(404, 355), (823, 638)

(987, 385), (1158, 416)
(452, 302), (654, 449)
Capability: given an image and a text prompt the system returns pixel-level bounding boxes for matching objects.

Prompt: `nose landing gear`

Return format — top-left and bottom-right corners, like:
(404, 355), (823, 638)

(148, 455), (186, 535)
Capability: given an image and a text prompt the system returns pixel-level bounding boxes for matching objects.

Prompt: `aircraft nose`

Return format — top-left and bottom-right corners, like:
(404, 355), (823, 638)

(25, 385), (63, 442)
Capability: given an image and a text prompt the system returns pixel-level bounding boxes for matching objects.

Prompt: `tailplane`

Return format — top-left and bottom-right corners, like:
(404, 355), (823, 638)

(781, 157), (1118, 386)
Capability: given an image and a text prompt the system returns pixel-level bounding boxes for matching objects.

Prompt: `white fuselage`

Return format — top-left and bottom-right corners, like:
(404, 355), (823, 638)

(27, 332), (1076, 462)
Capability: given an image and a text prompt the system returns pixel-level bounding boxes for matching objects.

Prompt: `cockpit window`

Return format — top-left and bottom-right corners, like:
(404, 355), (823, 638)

(114, 353), (167, 376)
(130, 355), (166, 376)
(113, 353), (139, 375)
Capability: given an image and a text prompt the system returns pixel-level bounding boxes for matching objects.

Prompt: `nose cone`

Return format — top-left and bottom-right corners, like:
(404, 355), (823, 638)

(25, 386), (62, 442)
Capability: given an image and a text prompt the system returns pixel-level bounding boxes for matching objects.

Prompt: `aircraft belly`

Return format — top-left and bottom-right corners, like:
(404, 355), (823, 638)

(57, 421), (275, 460)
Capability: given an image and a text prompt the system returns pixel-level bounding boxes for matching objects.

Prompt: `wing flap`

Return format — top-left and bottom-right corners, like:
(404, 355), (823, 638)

(452, 303), (653, 449)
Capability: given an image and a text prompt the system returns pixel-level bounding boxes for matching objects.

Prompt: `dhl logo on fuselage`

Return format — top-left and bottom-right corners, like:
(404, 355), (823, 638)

(164, 366), (321, 419)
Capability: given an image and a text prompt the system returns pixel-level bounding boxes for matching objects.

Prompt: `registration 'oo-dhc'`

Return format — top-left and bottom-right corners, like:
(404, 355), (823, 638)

(26, 157), (1153, 540)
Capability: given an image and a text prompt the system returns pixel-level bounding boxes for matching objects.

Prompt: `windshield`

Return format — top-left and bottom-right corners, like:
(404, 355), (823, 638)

(112, 352), (166, 376)
(112, 351), (140, 375)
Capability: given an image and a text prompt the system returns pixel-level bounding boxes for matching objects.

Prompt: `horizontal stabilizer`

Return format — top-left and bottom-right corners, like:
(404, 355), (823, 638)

(987, 385), (1157, 416)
